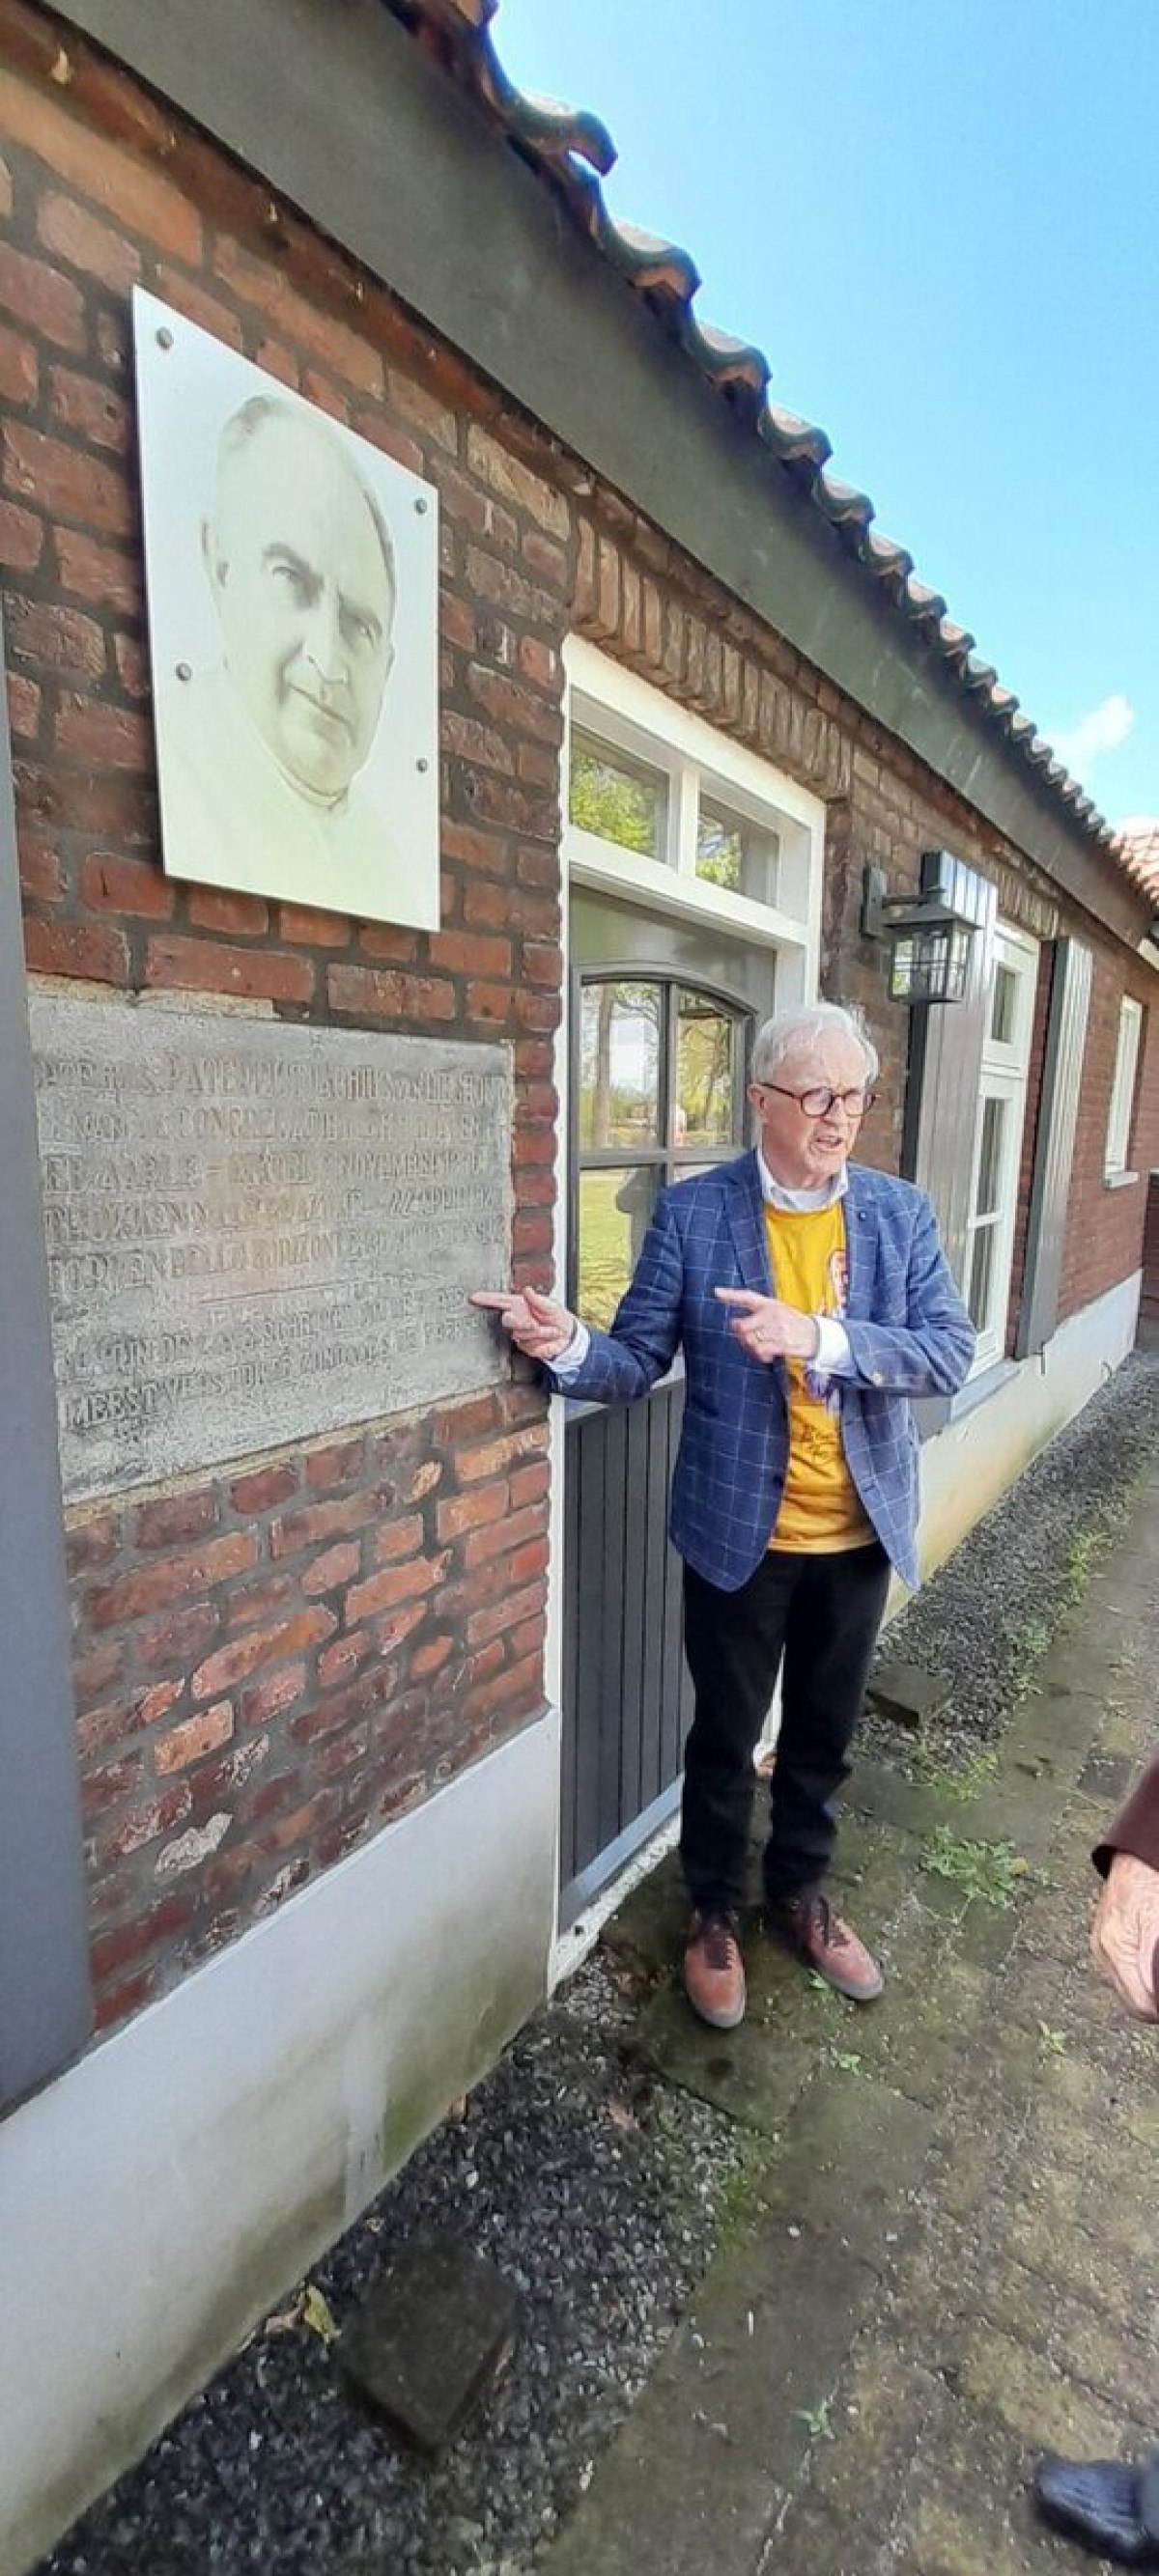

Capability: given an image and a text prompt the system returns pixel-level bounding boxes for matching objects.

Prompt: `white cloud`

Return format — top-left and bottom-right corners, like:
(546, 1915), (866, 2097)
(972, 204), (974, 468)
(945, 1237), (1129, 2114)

(1051, 693), (1135, 771)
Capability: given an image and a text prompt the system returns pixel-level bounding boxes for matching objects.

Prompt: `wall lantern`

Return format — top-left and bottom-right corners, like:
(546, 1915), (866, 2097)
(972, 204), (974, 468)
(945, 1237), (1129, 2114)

(860, 850), (977, 1005)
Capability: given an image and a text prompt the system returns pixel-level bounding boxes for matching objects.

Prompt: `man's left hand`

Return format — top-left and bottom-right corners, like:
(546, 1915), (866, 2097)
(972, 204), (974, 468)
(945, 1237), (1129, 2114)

(715, 1287), (820, 1363)
(1090, 1852), (1159, 2022)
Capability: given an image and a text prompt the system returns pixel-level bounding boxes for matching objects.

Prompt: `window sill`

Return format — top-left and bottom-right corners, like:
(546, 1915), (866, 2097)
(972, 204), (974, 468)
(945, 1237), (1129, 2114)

(912, 1357), (1021, 1441)
(1103, 1168), (1141, 1190)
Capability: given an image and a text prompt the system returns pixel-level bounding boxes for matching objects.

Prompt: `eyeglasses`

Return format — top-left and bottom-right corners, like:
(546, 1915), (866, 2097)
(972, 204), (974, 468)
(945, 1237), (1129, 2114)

(756, 1083), (876, 1119)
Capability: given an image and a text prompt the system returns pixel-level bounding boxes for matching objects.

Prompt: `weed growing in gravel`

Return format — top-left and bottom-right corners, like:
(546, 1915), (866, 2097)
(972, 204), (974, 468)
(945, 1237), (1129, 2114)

(919, 1828), (1029, 1908)
(796, 2397), (835, 2440)
(911, 1742), (1000, 1803)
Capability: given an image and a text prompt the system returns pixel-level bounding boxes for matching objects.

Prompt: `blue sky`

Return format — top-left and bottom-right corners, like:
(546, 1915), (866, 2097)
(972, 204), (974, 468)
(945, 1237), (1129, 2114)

(496, 0), (1159, 826)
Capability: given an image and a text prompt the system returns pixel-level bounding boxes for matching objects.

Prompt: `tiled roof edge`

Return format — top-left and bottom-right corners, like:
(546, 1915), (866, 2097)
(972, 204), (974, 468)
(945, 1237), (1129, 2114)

(390, 0), (1146, 898)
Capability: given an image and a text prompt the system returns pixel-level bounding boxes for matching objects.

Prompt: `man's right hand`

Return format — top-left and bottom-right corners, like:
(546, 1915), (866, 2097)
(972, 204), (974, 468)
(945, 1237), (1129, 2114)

(469, 1285), (577, 1364)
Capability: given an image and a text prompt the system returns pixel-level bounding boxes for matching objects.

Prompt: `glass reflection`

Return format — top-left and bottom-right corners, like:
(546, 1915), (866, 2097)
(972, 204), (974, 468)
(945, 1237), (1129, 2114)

(579, 982), (662, 1151)
(676, 990), (734, 1145)
(578, 1166), (656, 1330)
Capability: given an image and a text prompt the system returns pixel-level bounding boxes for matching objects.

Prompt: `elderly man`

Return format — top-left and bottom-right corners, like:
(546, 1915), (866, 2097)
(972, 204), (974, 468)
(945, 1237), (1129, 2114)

(1033, 1748), (1159, 2564)
(473, 1000), (975, 2029)
(159, 393), (403, 912)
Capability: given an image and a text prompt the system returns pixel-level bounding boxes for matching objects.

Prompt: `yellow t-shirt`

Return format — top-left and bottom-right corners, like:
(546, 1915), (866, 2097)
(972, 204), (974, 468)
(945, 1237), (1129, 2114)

(764, 1201), (875, 1554)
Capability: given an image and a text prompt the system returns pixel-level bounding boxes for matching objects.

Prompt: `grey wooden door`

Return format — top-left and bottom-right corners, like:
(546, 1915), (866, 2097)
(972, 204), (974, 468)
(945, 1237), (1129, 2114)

(558, 892), (772, 1924)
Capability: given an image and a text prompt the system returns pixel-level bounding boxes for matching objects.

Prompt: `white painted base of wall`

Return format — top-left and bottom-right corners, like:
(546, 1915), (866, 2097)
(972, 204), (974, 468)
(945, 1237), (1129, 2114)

(0, 1713), (559, 2576)
(914, 1270), (1143, 1583)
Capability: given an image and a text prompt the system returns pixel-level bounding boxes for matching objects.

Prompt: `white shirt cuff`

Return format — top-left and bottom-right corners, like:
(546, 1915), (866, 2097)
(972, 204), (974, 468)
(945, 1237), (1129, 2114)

(813, 1316), (854, 1376)
(550, 1318), (591, 1379)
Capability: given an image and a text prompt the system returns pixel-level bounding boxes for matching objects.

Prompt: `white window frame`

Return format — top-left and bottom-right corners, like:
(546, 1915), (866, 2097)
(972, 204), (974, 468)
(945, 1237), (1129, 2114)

(562, 636), (823, 1004)
(963, 922), (1038, 1374)
(1104, 994), (1143, 1180)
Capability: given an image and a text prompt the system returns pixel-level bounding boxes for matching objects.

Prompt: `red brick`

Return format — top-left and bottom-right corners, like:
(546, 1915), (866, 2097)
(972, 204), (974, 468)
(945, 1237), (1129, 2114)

(442, 710), (513, 774)
(455, 1426), (548, 1485)
(433, 929), (512, 979)
(155, 1700), (235, 1776)
(326, 964), (455, 1022)
(372, 1511), (424, 1565)
(89, 1531), (257, 1628)
(0, 494), (42, 571)
(279, 903), (350, 947)
(21, 917), (129, 984)
(213, 236), (382, 394)
(410, 1634), (454, 1680)
(99, 1781), (192, 1862)
(90, 1893), (195, 1986)
(270, 1492), (378, 1555)
(6, 670), (40, 738)
(230, 1461), (299, 1514)
(466, 1579), (546, 1648)
(151, 265), (244, 350)
(0, 71), (201, 262)
(7, 595), (105, 683)
(37, 191), (142, 294)
(93, 1970), (155, 2033)
(0, 237), (84, 350)
(345, 1552), (447, 1625)
(523, 940), (562, 988)
(137, 1678), (185, 1729)
(55, 527), (140, 617)
(187, 886), (269, 938)
(135, 1602), (219, 1675)
(82, 850), (174, 918)
(465, 425), (570, 540)
(134, 1489), (217, 1550)
(4, 423), (129, 534)
(224, 1570), (300, 1631)
(302, 1541), (361, 1597)
(48, 364), (130, 453)
(54, 692), (150, 768)
(466, 662), (561, 744)
(192, 1607), (335, 1700)
(463, 1647), (543, 1725)
(317, 1630), (376, 1689)
(71, 1639), (127, 1714)
(508, 1461), (551, 1510)
(463, 1502), (545, 1569)
(436, 1482), (508, 1542)
(386, 367), (458, 452)
(146, 938), (315, 1005)
(304, 1436), (365, 1493)
(0, 317), (37, 406)
(239, 1663), (308, 1728)
(82, 1750), (144, 1816)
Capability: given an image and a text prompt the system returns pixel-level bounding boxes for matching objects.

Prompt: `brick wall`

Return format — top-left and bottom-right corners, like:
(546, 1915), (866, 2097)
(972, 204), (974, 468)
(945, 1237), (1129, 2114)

(1, 0), (1153, 2040)
(1060, 962), (1158, 1323)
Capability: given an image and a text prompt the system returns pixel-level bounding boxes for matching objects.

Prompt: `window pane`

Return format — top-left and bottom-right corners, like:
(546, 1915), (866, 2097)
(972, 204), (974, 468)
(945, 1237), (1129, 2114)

(990, 964), (1017, 1045)
(968, 1221), (996, 1330)
(569, 731), (666, 860)
(579, 982), (662, 1150)
(695, 796), (777, 903)
(974, 1095), (1006, 1219)
(577, 1166), (655, 1330)
(675, 990), (736, 1146)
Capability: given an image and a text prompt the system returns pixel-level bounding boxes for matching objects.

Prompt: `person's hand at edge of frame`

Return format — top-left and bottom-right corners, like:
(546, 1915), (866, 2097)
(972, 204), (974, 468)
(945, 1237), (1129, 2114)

(469, 1284), (576, 1364)
(1090, 1850), (1159, 2023)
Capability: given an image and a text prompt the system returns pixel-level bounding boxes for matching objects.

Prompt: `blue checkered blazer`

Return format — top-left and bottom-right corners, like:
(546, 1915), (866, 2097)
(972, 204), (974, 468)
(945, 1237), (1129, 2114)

(551, 1153), (975, 1592)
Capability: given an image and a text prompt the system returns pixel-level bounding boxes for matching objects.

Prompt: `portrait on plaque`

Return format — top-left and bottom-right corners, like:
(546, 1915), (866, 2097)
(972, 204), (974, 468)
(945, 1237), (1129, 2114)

(132, 287), (440, 929)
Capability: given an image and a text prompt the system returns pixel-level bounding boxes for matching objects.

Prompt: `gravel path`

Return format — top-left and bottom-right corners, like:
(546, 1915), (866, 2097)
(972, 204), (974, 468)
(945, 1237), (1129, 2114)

(39, 1344), (1159, 2576)
(865, 1342), (1159, 1770)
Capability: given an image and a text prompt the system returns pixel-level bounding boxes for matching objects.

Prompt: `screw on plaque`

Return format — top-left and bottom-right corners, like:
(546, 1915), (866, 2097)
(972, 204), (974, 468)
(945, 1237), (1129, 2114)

(175, 662), (192, 683)
(414, 497), (428, 515)
(416, 757), (430, 772)
(155, 328), (174, 351)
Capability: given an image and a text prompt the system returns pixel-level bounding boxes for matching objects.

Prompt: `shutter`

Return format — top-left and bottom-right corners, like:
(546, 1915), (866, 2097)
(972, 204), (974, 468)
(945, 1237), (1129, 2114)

(1015, 937), (1092, 1358)
(905, 854), (997, 1288)
(0, 621), (91, 2105)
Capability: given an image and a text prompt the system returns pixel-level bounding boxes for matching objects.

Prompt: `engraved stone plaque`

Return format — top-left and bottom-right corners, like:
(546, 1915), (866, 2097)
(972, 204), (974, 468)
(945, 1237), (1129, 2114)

(30, 996), (513, 1502)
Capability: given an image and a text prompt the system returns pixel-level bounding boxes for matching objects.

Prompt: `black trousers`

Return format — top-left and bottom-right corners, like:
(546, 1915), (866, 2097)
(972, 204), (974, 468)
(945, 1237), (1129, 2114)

(680, 1542), (891, 1918)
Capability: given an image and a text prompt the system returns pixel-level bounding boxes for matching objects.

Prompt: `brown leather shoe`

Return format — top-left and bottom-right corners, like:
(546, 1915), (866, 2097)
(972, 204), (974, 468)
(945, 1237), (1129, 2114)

(767, 1890), (884, 2002)
(683, 1911), (747, 2030)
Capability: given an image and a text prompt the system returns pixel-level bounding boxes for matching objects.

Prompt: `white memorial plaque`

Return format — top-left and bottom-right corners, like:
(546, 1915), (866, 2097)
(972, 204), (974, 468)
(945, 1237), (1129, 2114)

(31, 997), (512, 1501)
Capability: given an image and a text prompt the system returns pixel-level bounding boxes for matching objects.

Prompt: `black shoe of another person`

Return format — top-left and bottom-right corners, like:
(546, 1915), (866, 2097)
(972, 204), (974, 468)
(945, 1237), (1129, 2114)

(1034, 2454), (1159, 2565)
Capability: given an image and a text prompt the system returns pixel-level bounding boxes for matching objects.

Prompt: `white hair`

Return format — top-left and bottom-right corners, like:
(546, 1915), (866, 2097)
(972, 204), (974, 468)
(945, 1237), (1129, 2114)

(750, 1000), (880, 1086)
